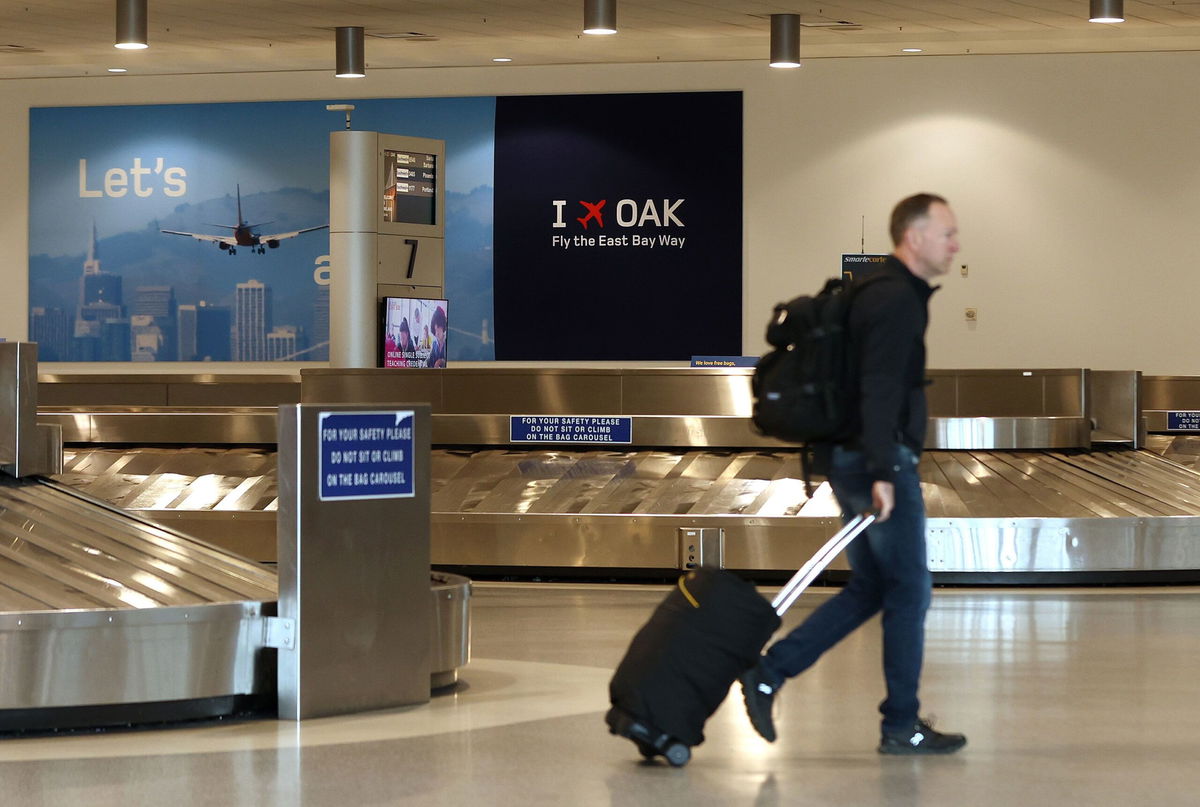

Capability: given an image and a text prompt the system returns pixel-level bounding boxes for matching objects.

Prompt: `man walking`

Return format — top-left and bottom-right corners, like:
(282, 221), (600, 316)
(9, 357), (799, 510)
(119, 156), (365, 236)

(740, 193), (966, 755)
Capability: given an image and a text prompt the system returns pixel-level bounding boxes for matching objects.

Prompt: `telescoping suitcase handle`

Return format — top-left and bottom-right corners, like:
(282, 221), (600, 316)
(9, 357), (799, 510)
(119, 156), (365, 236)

(771, 512), (877, 617)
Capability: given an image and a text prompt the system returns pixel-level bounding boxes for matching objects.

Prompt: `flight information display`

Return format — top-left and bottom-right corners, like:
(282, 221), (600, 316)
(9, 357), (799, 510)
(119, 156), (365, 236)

(382, 149), (437, 226)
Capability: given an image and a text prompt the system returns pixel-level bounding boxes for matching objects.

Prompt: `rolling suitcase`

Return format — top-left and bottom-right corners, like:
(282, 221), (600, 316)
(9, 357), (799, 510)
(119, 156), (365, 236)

(606, 512), (876, 767)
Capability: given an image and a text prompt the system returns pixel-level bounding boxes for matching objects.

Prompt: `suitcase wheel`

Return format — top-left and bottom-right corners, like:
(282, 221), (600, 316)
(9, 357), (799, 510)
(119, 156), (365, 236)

(663, 743), (691, 768)
(607, 707), (691, 766)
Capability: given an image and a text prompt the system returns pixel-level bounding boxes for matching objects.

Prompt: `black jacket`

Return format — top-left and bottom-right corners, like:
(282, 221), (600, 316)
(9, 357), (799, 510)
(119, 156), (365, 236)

(847, 255), (936, 483)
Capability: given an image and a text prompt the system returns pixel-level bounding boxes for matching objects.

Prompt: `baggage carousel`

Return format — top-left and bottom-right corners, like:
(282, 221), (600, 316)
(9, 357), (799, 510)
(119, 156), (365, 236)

(0, 472), (471, 730)
(39, 413), (1200, 582)
(1144, 433), (1200, 472)
(0, 346), (470, 732)
(32, 365), (1200, 582)
(0, 474), (274, 729)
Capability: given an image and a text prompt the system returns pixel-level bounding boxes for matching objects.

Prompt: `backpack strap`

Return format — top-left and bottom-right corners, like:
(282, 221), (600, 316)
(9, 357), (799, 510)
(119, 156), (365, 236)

(799, 443), (813, 499)
(764, 301), (793, 348)
(844, 268), (900, 304)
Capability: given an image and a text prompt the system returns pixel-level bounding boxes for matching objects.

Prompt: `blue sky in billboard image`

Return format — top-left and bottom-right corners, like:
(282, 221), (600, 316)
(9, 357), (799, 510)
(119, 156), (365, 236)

(29, 96), (495, 362)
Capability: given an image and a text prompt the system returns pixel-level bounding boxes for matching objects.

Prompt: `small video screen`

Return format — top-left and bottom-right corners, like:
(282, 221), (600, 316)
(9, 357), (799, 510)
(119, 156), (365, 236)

(381, 297), (448, 368)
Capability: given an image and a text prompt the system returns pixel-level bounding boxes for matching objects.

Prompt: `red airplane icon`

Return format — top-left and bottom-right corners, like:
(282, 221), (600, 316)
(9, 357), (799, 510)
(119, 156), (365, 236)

(576, 200), (607, 229)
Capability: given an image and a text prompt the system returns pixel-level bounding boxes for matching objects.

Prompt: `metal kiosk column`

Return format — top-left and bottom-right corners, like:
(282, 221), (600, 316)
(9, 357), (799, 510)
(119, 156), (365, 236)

(329, 130), (445, 368)
(276, 404), (431, 719)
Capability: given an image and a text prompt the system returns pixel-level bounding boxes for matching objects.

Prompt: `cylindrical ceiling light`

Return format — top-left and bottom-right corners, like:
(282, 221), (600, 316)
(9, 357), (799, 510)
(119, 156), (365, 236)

(115, 0), (148, 50)
(1089, 0), (1124, 23)
(583, 0), (617, 35)
(335, 26), (366, 77)
(770, 14), (801, 68)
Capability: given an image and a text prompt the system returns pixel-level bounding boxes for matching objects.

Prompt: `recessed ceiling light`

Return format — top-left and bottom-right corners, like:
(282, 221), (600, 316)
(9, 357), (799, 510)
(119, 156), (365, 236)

(902, 48), (923, 53)
(492, 57), (512, 62)
(108, 67), (128, 73)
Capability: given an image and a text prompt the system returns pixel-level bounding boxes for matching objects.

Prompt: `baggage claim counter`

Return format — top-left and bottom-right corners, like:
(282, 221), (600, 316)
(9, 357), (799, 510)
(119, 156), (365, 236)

(36, 366), (1200, 584)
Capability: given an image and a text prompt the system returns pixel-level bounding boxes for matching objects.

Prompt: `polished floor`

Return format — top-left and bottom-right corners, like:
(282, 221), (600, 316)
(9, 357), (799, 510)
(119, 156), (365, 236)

(2, 581), (1200, 806)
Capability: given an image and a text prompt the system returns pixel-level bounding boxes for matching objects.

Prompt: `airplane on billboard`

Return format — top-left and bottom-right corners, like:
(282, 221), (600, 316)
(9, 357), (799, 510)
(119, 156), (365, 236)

(160, 185), (328, 255)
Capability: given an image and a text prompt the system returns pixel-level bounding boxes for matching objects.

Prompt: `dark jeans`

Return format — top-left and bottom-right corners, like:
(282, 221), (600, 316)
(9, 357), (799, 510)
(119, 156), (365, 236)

(761, 444), (931, 735)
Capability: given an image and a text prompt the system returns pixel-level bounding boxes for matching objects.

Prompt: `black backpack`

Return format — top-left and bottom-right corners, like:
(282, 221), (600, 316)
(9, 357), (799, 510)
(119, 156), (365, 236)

(751, 274), (888, 448)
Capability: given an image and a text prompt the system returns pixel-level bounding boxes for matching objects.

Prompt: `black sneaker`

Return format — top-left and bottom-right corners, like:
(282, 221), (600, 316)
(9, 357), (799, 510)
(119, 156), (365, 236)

(739, 661), (779, 743)
(878, 718), (966, 755)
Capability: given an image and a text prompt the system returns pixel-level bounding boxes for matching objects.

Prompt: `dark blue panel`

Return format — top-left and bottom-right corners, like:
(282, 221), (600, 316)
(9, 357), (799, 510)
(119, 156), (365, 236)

(494, 92), (743, 360)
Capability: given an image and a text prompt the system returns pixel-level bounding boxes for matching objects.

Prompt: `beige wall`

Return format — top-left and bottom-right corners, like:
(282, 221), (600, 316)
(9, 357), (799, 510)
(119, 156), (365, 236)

(1, 52), (1197, 373)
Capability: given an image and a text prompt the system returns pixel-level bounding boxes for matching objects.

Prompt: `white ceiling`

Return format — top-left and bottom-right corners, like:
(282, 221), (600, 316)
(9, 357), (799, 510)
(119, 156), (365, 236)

(3, 1), (1200, 80)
